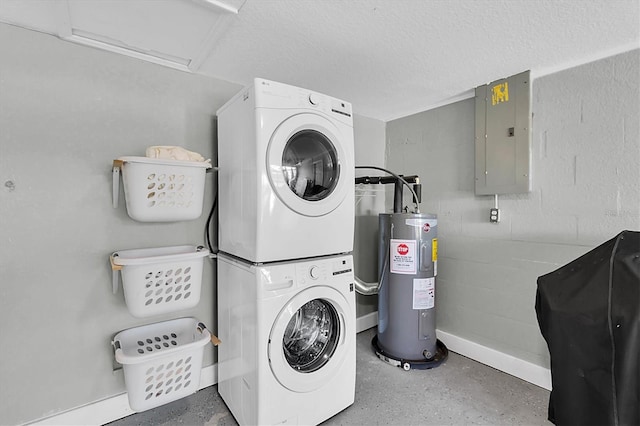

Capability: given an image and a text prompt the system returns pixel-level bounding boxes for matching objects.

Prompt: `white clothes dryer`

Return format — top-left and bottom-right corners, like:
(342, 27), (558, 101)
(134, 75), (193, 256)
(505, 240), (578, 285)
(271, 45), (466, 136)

(217, 253), (356, 426)
(217, 78), (355, 263)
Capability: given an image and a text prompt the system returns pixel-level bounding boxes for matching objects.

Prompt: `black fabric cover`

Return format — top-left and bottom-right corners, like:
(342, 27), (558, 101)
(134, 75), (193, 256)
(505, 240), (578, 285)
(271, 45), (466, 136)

(536, 230), (639, 426)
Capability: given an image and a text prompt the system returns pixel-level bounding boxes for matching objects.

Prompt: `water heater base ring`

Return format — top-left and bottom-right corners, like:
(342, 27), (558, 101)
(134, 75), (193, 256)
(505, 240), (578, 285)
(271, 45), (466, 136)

(371, 335), (449, 371)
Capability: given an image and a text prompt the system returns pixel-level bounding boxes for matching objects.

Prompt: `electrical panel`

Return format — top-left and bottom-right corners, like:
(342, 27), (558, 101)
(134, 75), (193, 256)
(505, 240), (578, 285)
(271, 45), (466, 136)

(475, 70), (531, 195)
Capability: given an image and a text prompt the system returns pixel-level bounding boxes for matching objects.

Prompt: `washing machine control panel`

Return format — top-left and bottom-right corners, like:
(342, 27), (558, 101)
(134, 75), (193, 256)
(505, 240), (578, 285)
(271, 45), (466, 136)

(298, 256), (353, 283)
(332, 257), (353, 276)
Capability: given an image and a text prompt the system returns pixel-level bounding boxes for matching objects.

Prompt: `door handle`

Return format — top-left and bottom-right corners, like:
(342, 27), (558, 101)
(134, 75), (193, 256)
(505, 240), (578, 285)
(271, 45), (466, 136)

(265, 279), (294, 291)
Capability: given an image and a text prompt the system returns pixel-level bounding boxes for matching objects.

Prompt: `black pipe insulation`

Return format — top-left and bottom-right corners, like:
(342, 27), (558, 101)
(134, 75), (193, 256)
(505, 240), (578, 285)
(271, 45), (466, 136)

(354, 174), (419, 185)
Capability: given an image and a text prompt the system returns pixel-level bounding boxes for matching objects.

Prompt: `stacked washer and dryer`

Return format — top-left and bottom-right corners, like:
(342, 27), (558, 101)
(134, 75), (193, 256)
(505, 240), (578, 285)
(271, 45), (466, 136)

(216, 78), (357, 426)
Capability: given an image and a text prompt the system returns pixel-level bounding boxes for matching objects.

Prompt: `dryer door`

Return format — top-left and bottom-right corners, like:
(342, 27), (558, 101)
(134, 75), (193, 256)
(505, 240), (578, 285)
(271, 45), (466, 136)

(268, 286), (350, 392)
(267, 113), (349, 217)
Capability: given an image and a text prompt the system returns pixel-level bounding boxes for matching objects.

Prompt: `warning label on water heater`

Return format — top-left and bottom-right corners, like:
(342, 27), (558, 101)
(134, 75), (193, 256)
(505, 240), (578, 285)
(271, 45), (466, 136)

(413, 277), (435, 310)
(390, 239), (417, 274)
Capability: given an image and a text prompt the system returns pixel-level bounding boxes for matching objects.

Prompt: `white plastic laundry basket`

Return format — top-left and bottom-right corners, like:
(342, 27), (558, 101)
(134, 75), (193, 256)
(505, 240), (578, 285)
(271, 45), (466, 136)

(113, 317), (211, 412)
(112, 156), (211, 222)
(110, 245), (209, 318)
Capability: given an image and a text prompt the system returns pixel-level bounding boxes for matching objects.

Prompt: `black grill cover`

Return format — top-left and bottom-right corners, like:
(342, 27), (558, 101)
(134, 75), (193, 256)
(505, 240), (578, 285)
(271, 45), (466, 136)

(536, 230), (639, 425)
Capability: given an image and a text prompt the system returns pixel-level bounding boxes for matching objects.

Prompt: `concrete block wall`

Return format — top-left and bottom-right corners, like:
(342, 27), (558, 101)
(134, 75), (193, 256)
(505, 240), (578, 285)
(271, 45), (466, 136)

(385, 49), (639, 371)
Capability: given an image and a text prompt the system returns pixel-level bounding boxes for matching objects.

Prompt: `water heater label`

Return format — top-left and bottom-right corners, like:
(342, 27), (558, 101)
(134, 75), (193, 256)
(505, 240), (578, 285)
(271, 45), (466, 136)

(432, 238), (438, 262)
(405, 218), (437, 232)
(390, 239), (417, 274)
(413, 278), (435, 310)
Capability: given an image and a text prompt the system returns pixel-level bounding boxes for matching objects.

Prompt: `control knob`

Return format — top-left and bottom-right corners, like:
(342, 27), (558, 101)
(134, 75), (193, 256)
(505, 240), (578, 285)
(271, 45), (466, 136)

(309, 265), (320, 279)
(308, 93), (320, 105)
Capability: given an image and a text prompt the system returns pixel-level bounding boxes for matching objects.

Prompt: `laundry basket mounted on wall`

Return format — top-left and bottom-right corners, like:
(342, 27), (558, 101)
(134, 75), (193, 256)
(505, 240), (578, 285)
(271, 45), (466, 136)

(112, 317), (213, 412)
(112, 156), (211, 222)
(110, 245), (209, 318)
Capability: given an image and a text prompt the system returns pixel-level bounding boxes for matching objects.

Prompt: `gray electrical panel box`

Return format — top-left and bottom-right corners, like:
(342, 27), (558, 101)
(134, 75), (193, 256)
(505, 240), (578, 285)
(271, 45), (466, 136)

(475, 70), (531, 195)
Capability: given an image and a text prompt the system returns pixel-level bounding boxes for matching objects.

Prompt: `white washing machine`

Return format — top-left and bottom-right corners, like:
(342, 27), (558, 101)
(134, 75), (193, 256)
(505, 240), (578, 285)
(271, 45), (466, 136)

(217, 253), (356, 426)
(216, 78), (355, 263)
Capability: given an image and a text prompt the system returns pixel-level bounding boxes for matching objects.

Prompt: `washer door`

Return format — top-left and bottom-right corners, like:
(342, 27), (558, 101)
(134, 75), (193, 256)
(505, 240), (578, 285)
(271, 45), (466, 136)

(267, 113), (349, 217)
(268, 286), (350, 393)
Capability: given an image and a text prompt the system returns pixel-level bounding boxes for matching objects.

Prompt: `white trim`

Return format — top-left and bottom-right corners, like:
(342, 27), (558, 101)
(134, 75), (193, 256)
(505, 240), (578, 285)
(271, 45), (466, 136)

(356, 311), (378, 333)
(60, 34), (192, 72)
(27, 364), (217, 426)
(192, 0), (242, 14)
(436, 330), (552, 391)
(28, 393), (133, 426)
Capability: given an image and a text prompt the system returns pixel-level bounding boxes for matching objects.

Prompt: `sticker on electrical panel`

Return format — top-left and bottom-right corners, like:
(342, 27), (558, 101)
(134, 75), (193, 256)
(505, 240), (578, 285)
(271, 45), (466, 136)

(492, 82), (509, 105)
(413, 278), (435, 310)
(390, 239), (417, 274)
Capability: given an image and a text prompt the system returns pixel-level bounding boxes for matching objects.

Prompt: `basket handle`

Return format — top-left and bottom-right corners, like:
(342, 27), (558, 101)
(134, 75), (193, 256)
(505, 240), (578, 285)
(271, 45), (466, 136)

(112, 159), (124, 209)
(197, 322), (221, 346)
(111, 339), (123, 364)
(109, 254), (122, 294)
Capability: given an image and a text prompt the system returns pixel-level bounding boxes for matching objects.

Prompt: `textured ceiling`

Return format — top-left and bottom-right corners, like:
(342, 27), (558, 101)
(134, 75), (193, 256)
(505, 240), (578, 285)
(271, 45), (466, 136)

(1, 0), (639, 121)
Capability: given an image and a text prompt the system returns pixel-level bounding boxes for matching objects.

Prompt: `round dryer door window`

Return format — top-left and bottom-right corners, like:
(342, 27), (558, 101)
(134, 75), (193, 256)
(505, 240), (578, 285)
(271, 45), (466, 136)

(268, 113), (350, 217)
(269, 286), (351, 392)
(282, 130), (338, 202)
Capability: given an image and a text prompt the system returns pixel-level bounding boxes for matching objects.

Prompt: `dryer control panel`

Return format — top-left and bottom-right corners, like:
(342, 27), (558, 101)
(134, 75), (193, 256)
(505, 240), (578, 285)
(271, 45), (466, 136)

(253, 78), (353, 125)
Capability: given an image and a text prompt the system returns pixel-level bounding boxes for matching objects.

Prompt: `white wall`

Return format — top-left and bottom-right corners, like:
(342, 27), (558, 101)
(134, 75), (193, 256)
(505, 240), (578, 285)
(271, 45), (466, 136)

(385, 49), (640, 369)
(0, 24), (240, 425)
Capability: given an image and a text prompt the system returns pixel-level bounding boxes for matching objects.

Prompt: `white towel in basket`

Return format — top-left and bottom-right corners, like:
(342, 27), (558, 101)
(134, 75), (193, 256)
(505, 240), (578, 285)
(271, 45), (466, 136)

(146, 146), (211, 164)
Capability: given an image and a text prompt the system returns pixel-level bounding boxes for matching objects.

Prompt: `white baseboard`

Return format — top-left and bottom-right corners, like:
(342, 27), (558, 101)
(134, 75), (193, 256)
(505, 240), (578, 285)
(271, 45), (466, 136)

(28, 364), (218, 426)
(29, 318), (551, 425)
(436, 330), (552, 390)
(356, 311), (378, 333)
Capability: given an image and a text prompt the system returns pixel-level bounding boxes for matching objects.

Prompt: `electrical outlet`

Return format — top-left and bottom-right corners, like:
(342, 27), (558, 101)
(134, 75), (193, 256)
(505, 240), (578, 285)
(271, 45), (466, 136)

(490, 208), (500, 223)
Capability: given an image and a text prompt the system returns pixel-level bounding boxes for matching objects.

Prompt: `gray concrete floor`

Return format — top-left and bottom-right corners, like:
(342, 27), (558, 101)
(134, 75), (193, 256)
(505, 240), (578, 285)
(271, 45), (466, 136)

(108, 328), (551, 426)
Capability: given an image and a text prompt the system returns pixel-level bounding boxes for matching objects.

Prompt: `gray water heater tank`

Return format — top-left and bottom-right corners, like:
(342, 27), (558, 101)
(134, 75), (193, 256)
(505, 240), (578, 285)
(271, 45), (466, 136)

(374, 212), (447, 370)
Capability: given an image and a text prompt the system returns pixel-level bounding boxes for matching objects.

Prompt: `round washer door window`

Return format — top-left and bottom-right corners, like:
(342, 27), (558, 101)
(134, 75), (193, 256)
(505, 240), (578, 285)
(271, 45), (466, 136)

(269, 286), (350, 392)
(283, 299), (339, 373)
(268, 113), (349, 217)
